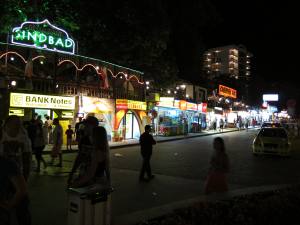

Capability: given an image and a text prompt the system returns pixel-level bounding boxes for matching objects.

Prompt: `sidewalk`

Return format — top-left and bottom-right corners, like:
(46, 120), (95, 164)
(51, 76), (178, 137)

(43, 127), (257, 153)
(29, 126), (262, 225)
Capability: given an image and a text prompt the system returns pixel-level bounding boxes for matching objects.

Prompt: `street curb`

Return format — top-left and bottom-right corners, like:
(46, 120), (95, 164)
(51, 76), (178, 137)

(43, 128), (257, 155)
(42, 128), (257, 154)
(113, 183), (293, 225)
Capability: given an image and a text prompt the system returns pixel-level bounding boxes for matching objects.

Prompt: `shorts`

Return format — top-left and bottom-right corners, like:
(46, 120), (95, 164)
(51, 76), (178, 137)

(67, 138), (72, 145)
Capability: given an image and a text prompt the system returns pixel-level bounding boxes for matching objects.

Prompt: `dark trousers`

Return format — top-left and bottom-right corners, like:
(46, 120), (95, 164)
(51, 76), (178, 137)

(140, 155), (152, 179)
(34, 146), (46, 170)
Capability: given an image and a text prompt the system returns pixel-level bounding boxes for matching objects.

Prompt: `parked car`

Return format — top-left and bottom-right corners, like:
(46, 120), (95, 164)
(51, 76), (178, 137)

(261, 122), (282, 128)
(252, 127), (291, 156)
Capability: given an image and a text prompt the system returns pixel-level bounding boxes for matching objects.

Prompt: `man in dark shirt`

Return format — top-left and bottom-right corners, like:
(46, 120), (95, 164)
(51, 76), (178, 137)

(139, 125), (156, 181)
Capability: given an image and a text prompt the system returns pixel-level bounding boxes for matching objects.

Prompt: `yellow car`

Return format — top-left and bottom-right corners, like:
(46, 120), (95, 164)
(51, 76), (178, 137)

(252, 127), (291, 156)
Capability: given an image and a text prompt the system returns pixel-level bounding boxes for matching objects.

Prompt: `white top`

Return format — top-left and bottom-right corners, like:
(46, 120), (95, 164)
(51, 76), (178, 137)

(0, 129), (32, 172)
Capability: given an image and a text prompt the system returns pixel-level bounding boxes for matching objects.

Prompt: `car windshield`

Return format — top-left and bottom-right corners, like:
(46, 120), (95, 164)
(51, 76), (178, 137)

(260, 129), (287, 138)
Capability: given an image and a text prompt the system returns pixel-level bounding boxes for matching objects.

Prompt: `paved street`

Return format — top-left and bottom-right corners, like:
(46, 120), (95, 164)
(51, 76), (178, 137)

(28, 129), (300, 225)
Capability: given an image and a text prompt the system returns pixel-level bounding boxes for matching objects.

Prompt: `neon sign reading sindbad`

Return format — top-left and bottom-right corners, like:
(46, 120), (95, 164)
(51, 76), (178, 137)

(11, 19), (75, 54)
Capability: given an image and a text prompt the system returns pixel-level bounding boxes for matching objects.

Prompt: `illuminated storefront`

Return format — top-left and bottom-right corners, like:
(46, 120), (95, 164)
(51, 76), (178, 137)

(2, 18), (146, 145)
(153, 98), (206, 136)
(9, 92), (75, 144)
(10, 92), (75, 119)
(79, 97), (115, 141)
(115, 99), (147, 141)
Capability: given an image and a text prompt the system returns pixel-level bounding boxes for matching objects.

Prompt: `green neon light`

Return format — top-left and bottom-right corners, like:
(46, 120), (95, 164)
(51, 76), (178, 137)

(11, 19), (75, 54)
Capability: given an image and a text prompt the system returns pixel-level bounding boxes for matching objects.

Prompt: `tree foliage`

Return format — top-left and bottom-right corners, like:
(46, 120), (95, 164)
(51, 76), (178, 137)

(0, 0), (218, 87)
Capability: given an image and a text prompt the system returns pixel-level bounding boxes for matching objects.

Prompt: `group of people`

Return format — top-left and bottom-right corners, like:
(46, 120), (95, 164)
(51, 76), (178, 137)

(0, 114), (230, 225)
(24, 115), (64, 169)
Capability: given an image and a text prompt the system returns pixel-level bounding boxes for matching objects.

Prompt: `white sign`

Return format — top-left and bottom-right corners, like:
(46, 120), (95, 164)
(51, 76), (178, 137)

(263, 94), (278, 101)
(159, 97), (175, 102)
(10, 93), (75, 110)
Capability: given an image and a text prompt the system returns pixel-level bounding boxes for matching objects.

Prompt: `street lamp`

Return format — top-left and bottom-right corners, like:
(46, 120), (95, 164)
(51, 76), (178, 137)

(11, 80), (17, 86)
(146, 81), (150, 85)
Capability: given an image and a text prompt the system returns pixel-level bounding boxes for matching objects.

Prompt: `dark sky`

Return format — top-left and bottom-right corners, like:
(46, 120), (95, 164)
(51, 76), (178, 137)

(206, 1), (298, 83)
(191, 1), (299, 111)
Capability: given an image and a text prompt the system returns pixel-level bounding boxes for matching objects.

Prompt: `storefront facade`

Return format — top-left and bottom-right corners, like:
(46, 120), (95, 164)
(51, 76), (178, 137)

(114, 99), (148, 141)
(78, 96), (115, 141)
(1, 19), (146, 145)
(9, 92), (76, 144)
(152, 97), (206, 136)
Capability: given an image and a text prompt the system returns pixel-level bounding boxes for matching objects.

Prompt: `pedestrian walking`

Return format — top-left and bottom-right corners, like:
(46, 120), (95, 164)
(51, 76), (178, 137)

(69, 126), (110, 187)
(75, 117), (83, 143)
(50, 118), (63, 167)
(68, 116), (99, 186)
(65, 125), (74, 151)
(245, 119), (249, 131)
(139, 125), (156, 182)
(213, 119), (217, 131)
(219, 119), (224, 132)
(44, 116), (52, 144)
(0, 157), (31, 225)
(204, 137), (230, 194)
(33, 121), (47, 172)
(0, 115), (32, 181)
(26, 119), (37, 153)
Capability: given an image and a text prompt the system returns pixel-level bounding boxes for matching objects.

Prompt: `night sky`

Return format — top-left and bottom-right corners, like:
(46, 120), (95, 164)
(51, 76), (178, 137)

(174, 1), (298, 111)
(208, 1), (298, 82)
(209, 1), (299, 110)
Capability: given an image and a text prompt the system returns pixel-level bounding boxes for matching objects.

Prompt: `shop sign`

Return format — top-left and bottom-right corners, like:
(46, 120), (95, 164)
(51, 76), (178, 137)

(116, 99), (147, 110)
(202, 103), (207, 113)
(82, 97), (114, 112)
(116, 99), (128, 110)
(9, 108), (24, 116)
(160, 97), (174, 102)
(198, 103), (207, 113)
(62, 111), (74, 118)
(179, 100), (187, 110)
(219, 85), (237, 98)
(11, 19), (75, 54)
(128, 100), (147, 110)
(157, 97), (175, 108)
(186, 102), (197, 111)
(10, 93), (75, 110)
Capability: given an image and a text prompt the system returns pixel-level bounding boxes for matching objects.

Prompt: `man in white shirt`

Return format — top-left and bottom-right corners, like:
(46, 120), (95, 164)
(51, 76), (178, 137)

(50, 118), (63, 167)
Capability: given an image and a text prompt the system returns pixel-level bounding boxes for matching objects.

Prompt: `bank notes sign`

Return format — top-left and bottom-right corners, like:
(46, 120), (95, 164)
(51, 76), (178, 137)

(11, 19), (75, 54)
(10, 93), (75, 110)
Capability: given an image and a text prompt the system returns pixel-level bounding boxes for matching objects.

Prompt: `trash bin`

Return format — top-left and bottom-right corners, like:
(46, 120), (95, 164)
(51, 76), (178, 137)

(67, 183), (113, 225)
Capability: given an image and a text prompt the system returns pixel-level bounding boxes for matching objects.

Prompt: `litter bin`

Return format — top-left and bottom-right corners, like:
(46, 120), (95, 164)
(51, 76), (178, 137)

(67, 183), (113, 225)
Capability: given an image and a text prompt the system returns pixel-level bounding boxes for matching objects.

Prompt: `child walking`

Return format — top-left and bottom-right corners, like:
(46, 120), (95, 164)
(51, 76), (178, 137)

(65, 125), (74, 151)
